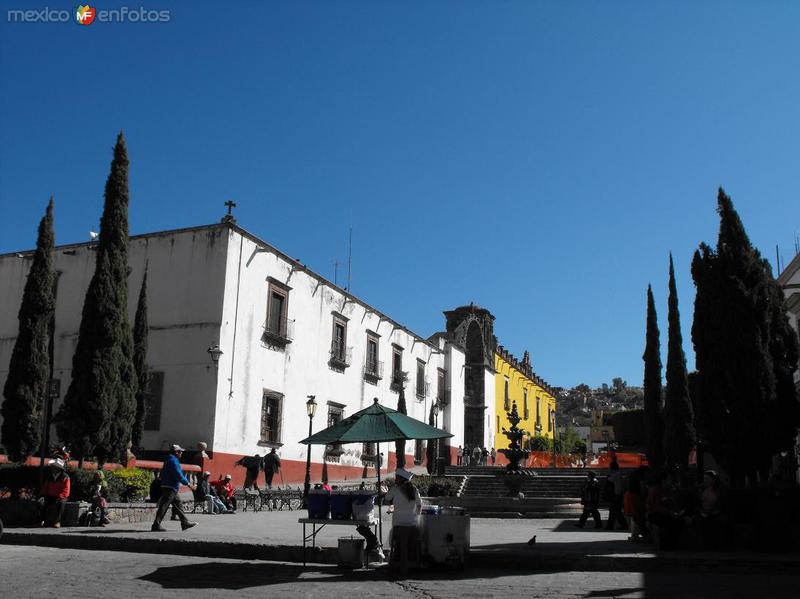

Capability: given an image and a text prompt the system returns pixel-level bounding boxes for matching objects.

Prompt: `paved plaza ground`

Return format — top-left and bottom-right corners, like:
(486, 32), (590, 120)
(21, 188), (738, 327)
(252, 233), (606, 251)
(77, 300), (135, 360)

(3, 545), (800, 599)
(4, 510), (800, 574)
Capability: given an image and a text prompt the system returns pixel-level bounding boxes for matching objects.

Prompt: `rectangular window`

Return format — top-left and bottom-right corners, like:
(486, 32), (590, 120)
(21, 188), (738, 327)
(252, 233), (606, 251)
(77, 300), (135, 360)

(329, 313), (350, 367)
(143, 371), (165, 431)
(504, 378), (510, 411)
(391, 346), (404, 388)
(362, 442), (375, 462)
(265, 279), (292, 342)
(437, 368), (446, 403)
(523, 388), (529, 420)
(364, 334), (383, 381)
(326, 403), (345, 455)
(260, 391), (283, 445)
(496, 415), (500, 431)
(416, 359), (426, 399)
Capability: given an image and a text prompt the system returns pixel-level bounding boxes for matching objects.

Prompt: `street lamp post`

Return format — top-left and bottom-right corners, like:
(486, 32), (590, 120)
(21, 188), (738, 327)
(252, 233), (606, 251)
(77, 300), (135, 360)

(303, 395), (317, 502)
(432, 401), (440, 474)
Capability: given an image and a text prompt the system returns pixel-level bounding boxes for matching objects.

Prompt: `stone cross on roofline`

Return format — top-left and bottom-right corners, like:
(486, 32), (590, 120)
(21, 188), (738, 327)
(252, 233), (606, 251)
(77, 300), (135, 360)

(221, 200), (237, 224)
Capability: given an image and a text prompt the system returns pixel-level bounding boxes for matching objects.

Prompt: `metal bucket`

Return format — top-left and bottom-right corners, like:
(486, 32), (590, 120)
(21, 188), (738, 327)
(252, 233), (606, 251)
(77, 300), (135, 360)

(337, 537), (365, 569)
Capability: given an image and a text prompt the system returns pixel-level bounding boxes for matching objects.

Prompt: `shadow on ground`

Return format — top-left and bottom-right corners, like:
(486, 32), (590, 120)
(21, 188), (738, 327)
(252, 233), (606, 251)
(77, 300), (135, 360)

(139, 562), (373, 590)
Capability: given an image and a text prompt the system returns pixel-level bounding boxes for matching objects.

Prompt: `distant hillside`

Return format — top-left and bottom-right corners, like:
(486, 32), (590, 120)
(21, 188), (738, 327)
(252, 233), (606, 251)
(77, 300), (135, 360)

(554, 377), (644, 427)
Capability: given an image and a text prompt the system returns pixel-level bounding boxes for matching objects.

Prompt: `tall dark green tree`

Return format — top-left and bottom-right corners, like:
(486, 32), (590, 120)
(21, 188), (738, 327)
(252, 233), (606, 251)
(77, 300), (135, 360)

(395, 385), (408, 469)
(691, 188), (800, 483)
(1, 198), (55, 462)
(131, 264), (149, 449)
(663, 254), (695, 471)
(642, 285), (664, 472)
(426, 403), (436, 474)
(56, 133), (137, 465)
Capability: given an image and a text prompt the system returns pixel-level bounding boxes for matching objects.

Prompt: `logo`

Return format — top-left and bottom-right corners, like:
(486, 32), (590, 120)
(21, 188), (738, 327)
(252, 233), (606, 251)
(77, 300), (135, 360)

(75, 5), (95, 25)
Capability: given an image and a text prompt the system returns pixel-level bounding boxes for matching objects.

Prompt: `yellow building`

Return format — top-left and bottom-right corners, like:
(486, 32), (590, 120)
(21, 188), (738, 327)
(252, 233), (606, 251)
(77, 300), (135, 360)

(494, 346), (557, 452)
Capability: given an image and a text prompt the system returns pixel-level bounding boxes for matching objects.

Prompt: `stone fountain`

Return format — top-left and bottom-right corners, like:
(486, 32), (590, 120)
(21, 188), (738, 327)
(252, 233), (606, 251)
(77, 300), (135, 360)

(499, 401), (530, 473)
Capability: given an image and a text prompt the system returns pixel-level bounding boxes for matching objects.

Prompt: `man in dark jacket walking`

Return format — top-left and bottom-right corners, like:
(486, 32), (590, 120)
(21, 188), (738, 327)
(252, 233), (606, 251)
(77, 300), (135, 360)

(262, 448), (281, 489)
(235, 453), (263, 490)
(576, 471), (602, 528)
(151, 444), (197, 532)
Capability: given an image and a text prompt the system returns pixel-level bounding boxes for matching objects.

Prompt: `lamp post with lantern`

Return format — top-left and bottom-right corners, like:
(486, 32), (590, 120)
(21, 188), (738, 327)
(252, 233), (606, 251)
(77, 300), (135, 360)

(303, 395), (317, 501)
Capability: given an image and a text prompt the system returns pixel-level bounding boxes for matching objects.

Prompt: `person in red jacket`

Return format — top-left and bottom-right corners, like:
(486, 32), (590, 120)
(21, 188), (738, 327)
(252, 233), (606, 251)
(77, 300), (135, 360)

(41, 459), (70, 527)
(211, 474), (237, 512)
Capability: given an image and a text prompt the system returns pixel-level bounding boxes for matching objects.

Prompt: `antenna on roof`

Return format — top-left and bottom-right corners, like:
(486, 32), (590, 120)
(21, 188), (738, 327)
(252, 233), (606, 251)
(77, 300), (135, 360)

(334, 260), (339, 286)
(346, 226), (352, 292)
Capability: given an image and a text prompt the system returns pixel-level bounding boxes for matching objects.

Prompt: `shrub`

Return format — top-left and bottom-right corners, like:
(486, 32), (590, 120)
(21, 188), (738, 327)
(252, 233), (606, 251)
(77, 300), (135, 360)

(529, 435), (551, 451)
(0, 464), (40, 499)
(106, 468), (151, 502)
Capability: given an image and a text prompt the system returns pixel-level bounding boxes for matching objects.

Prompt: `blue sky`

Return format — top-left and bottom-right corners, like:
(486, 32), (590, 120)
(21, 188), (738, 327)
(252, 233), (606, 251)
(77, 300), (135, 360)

(1, 1), (798, 388)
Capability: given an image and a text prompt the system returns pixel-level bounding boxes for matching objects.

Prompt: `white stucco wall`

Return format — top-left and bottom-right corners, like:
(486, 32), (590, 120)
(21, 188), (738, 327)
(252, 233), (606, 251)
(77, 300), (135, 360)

(212, 228), (466, 469)
(1, 222), (477, 469)
(0, 226), (229, 452)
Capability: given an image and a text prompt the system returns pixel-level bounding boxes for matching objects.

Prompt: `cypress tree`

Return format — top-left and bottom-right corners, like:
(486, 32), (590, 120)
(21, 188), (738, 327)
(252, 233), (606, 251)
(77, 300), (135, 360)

(57, 133), (137, 465)
(663, 254), (696, 471)
(426, 403), (436, 474)
(691, 188), (800, 483)
(395, 385), (407, 469)
(131, 264), (150, 449)
(642, 285), (664, 472)
(1, 198), (55, 462)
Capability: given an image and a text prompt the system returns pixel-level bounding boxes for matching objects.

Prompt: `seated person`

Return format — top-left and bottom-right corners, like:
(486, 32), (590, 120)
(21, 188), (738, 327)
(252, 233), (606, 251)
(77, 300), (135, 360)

(353, 483), (387, 562)
(41, 459), (70, 528)
(211, 474), (237, 512)
(89, 471), (110, 526)
(195, 471), (232, 514)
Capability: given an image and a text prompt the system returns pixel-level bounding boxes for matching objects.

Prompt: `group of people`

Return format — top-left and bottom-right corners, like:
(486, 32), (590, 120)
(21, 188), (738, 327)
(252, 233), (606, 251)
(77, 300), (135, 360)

(456, 445), (496, 466)
(235, 447), (282, 490)
(575, 461), (725, 549)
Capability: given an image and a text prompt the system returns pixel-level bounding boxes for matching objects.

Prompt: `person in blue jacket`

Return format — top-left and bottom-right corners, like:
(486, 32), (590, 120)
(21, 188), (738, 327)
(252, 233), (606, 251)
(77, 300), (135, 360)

(151, 444), (198, 532)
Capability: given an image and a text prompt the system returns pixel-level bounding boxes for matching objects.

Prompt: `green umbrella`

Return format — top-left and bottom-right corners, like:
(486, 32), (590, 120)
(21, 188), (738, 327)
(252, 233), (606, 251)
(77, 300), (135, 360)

(300, 397), (452, 445)
(300, 397), (452, 549)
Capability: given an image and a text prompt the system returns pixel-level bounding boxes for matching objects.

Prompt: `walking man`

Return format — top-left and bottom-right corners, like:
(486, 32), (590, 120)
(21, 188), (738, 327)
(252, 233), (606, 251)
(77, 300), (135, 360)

(575, 471), (602, 528)
(151, 444), (197, 532)
(262, 448), (281, 489)
(235, 453), (263, 490)
(457, 445), (463, 466)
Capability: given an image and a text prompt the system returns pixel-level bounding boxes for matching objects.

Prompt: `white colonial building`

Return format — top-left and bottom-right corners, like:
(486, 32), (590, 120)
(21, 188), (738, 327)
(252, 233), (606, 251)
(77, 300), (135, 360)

(777, 251), (800, 483)
(0, 218), (501, 484)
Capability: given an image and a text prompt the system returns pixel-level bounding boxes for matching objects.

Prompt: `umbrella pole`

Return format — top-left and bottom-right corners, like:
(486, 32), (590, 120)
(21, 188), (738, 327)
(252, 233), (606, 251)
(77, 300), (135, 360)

(377, 442), (383, 548)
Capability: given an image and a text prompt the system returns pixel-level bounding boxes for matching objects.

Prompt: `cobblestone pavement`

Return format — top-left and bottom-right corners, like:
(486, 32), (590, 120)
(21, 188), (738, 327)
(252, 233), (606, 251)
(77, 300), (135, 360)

(3, 545), (800, 599)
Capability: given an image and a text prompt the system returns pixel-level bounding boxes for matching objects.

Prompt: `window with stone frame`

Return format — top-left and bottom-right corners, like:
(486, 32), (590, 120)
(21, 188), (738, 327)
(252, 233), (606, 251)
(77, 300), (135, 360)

(416, 359), (426, 399)
(265, 279), (291, 341)
(365, 333), (381, 378)
(391, 346), (404, 389)
(259, 391), (283, 445)
(362, 442), (376, 462)
(326, 403), (345, 456)
(437, 368), (446, 403)
(143, 371), (165, 431)
(504, 377), (510, 411)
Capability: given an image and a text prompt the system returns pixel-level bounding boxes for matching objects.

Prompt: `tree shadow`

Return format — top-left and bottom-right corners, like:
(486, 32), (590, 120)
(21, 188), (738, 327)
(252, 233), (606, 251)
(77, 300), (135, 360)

(138, 562), (371, 590)
(585, 588), (644, 597)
